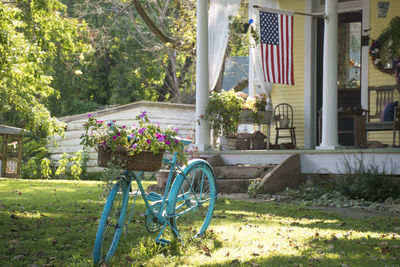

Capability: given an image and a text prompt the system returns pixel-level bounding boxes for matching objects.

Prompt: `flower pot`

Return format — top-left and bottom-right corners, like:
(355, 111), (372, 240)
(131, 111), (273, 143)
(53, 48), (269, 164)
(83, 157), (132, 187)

(218, 135), (237, 151)
(239, 110), (272, 124)
(97, 145), (164, 172)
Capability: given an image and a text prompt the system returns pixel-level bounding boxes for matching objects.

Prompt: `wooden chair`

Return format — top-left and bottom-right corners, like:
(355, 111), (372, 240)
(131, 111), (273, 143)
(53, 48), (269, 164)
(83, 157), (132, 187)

(366, 85), (400, 146)
(274, 103), (296, 148)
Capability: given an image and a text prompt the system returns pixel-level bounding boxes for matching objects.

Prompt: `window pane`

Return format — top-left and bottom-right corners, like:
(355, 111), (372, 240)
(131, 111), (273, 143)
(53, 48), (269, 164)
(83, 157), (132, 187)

(338, 22), (361, 89)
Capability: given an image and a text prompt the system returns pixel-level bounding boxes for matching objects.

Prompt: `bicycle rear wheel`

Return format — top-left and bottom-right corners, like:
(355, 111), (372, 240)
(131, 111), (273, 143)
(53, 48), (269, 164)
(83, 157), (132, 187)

(93, 179), (130, 264)
(167, 160), (217, 240)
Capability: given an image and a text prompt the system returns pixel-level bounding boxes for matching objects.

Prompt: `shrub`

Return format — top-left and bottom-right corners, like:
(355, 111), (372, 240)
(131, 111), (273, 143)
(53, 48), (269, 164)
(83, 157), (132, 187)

(335, 156), (400, 202)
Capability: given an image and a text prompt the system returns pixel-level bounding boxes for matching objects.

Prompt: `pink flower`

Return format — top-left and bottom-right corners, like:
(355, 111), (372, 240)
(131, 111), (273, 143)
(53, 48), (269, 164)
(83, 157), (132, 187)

(122, 125), (126, 128)
(165, 140), (171, 145)
(132, 144), (137, 149)
(146, 139), (151, 144)
(113, 136), (117, 140)
(117, 132), (121, 136)
(174, 138), (179, 144)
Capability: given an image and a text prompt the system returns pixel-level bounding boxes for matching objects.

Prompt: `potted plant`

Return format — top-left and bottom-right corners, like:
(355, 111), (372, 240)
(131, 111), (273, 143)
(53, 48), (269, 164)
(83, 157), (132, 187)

(205, 89), (244, 150)
(240, 94), (272, 124)
(274, 114), (290, 128)
(80, 111), (186, 171)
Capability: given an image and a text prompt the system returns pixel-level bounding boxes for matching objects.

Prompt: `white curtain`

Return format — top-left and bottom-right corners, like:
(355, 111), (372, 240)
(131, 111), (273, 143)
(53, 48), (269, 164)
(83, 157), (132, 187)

(208, 0), (242, 91)
(250, 0), (278, 98)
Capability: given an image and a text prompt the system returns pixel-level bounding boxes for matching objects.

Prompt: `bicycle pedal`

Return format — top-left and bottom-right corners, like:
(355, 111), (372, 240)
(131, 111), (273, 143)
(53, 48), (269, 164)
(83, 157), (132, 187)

(147, 192), (163, 202)
(156, 239), (171, 246)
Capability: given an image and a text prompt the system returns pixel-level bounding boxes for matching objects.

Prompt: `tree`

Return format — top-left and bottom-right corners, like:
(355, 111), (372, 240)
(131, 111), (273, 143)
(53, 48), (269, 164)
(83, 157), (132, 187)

(63, 0), (198, 104)
(0, 0), (90, 135)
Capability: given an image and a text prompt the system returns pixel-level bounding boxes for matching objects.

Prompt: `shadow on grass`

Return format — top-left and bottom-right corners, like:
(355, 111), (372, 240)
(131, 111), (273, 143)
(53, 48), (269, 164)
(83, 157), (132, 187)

(212, 198), (400, 234)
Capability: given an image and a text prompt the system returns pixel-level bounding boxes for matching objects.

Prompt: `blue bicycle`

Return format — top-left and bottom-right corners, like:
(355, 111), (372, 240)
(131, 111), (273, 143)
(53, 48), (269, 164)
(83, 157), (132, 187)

(93, 139), (217, 264)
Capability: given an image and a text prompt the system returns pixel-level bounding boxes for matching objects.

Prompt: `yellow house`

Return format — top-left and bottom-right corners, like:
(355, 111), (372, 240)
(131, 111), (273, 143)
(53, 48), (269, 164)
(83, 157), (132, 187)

(269, 0), (399, 148)
(195, 0), (399, 151)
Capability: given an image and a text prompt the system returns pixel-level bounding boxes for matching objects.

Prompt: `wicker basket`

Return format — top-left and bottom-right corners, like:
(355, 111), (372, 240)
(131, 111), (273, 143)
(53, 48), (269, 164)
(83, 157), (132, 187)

(97, 145), (164, 172)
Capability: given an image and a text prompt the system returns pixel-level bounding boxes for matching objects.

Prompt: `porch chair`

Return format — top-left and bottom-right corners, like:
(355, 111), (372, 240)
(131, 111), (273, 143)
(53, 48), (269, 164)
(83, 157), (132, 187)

(366, 85), (400, 146)
(274, 103), (296, 148)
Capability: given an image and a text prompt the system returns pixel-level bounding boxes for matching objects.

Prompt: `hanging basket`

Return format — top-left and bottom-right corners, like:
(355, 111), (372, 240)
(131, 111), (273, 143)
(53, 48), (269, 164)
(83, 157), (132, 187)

(97, 145), (164, 172)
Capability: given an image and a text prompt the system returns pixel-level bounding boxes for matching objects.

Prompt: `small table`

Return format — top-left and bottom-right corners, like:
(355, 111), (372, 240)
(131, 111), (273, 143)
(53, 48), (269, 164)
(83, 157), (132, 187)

(239, 110), (273, 149)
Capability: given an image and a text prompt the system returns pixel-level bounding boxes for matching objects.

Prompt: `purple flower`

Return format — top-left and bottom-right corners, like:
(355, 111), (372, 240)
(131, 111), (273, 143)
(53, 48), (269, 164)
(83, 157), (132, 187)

(117, 132), (121, 136)
(174, 138), (179, 144)
(87, 113), (92, 118)
(158, 136), (165, 142)
(139, 111), (147, 118)
(113, 136), (117, 140)
(173, 128), (179, 133)
(154, 122), (160, 126)
(138, 127), (146, 134)
(165, 140), (171, 145)
(129, 133), (135, 138)
(122, 125), (126, 128)
(132, 123), (137, 128)
(132, 144), (137, 149)
(146, 139), (151, 144)
(102, 141), (107, 146)
(108, 122), (112, 127)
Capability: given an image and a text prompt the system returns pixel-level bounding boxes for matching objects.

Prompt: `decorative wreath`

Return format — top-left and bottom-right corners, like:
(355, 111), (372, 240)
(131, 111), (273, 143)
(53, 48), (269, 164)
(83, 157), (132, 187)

(369, 16), (400, 74)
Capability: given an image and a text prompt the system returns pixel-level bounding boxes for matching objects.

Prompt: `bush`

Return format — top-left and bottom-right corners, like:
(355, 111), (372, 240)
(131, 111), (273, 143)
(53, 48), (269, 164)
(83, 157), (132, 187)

(335, 156), (400, 202)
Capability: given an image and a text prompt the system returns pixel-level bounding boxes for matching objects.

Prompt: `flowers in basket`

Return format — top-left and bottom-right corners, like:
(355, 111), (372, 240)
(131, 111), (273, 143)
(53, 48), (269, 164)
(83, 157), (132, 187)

(80, 111), (187, 166)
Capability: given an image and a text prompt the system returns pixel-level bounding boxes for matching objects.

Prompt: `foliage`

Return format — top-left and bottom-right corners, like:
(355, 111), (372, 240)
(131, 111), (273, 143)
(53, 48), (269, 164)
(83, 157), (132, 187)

(335, 156), (400, 202)
(1, 179), (400, 266)
(0, 0), (89, 135)
(369, 16), (400, 74)
(40, 158), (53, 179)
(80, 111), (187, 163)
(54, 151), (88, 180)
(205, 90), (244, 136)
(22, 158), (40, 179)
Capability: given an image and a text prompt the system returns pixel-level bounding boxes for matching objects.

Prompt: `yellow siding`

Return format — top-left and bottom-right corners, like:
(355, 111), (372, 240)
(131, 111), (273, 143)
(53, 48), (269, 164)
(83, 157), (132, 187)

(268, 0), (306, 147)
(368, 0), (400, 145)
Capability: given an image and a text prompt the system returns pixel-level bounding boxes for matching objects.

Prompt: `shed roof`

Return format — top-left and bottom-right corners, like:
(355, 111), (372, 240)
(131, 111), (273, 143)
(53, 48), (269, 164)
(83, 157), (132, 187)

(0, 125), (25, 135)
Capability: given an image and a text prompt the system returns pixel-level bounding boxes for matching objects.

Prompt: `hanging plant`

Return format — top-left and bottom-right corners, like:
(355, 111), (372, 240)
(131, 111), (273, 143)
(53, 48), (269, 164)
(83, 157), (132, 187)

(369, 16), (400, 75)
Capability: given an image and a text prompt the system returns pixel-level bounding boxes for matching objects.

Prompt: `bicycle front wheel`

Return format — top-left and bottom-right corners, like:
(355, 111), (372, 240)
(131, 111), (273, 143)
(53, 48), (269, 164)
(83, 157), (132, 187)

(167, 160), (217, 240)
(93, 179), (130, 264)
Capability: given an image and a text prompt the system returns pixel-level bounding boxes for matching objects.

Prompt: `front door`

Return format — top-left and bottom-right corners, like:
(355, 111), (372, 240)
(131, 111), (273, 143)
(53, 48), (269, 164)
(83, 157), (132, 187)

(316, 11), (362, 146)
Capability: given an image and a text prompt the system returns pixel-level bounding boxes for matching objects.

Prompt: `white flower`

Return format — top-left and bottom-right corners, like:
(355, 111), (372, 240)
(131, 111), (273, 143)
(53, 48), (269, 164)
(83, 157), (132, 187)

(74, 70), (83, 75)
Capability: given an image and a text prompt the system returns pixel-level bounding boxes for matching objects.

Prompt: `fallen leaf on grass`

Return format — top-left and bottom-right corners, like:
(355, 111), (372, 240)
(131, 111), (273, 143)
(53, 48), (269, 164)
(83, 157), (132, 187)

(12, 255), (24, 261)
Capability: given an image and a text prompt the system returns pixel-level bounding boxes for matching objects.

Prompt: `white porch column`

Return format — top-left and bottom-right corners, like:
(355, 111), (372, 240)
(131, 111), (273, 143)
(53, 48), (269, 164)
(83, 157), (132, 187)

(317, 0), (340, 150)
(195, 0), (210, 151)
(303, 0), (317, 149)
(361, 0), (370, 110)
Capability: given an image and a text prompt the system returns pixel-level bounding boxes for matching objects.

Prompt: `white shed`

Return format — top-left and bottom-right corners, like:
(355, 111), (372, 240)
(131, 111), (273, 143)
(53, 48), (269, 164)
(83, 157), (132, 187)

(48, 101), (196, 173)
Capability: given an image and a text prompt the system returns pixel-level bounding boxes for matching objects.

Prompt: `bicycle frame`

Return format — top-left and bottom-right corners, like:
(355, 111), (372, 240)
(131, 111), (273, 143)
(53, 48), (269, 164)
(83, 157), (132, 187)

(123, 151), (192, 242)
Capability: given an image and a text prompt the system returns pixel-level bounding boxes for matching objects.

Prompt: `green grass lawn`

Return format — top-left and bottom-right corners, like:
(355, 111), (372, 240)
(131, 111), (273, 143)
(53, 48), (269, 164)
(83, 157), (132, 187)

(0, 178), (399, 267)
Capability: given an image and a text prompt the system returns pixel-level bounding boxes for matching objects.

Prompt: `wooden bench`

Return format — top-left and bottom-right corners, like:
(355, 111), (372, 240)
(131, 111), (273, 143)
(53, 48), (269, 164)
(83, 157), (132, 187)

(366, 85), (399, 146)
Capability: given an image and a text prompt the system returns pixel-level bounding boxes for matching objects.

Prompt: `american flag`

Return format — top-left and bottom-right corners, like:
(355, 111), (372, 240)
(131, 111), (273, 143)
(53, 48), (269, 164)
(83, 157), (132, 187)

(259, 10), (294, 85)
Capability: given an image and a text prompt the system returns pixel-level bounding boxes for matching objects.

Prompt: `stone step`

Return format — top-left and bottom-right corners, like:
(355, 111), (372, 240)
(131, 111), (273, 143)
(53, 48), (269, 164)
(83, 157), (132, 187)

(216, 178), (261, 194)
(213, 164), (276, 179)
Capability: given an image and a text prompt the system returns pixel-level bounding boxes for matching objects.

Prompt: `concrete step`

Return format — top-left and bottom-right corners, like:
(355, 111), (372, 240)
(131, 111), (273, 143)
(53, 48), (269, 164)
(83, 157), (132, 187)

(213, 164), (276, 179)
(216, 178), (261, 194)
